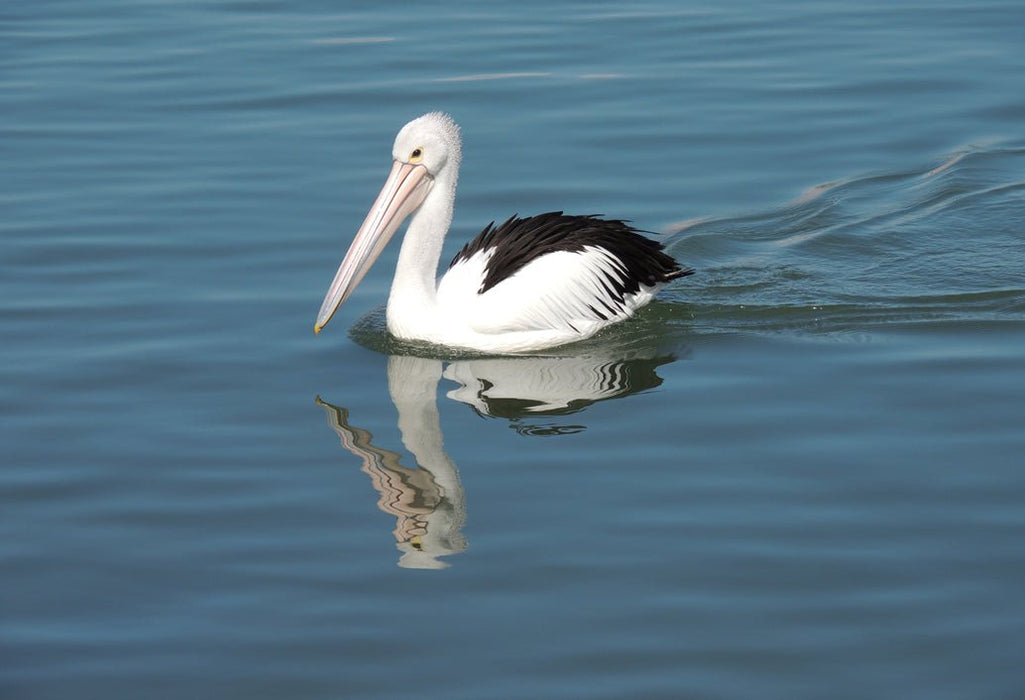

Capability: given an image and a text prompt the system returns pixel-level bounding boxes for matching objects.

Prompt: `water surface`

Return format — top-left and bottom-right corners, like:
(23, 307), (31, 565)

(4, 1), (1025, 698)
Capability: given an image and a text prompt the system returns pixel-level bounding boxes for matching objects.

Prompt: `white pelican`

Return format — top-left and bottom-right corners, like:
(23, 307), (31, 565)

(315, 112), (692, 353)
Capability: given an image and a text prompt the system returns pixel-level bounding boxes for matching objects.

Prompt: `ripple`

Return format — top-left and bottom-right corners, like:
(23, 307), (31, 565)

(666, 143), (1025, 334)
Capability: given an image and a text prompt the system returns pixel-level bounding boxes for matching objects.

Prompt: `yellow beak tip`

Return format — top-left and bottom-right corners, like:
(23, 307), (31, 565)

(314, 324), (322, 335)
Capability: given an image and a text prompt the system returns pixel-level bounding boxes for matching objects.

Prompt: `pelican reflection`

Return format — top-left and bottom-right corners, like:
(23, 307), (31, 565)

(318, 350), (676, 568)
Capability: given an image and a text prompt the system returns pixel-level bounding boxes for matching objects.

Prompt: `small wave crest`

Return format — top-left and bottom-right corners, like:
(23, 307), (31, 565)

(664, 143), (1025, 334)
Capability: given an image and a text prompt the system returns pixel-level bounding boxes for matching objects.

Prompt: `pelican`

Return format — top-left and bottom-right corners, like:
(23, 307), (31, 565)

(315, 112), (692, 353)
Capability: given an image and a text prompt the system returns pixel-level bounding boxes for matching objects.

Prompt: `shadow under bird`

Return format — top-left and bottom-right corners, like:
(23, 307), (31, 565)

(315, 112), (693, 353)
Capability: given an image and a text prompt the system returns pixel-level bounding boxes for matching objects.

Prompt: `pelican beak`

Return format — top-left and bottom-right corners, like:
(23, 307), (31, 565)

(315, 160), (432, 333)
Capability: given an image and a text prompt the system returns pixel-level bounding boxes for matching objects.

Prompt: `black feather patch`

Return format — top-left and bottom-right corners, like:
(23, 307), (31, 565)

(449, 212), (692, 296)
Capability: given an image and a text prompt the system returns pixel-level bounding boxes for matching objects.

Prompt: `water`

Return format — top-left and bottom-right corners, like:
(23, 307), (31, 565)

(3, 1), (1025, 698)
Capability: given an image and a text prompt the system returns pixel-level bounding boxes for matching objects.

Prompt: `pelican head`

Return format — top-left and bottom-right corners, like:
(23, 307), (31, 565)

(315, 112), (462, 333)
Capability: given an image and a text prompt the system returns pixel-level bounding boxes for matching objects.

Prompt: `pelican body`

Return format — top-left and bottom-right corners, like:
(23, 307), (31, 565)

(316, 112), (691, 353)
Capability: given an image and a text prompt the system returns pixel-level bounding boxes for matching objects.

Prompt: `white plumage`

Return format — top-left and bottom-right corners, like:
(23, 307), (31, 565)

(315, 112), (690, 353)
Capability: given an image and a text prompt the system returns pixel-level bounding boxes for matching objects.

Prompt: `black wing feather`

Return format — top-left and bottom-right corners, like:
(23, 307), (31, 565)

(449, 212), (692, 296)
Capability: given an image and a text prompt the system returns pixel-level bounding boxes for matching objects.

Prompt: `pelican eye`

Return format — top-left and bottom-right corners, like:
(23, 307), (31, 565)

(409, 147), (424, 163)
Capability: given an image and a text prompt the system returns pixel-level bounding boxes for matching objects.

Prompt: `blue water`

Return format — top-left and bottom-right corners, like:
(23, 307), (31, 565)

(4, 1), (1025, 698)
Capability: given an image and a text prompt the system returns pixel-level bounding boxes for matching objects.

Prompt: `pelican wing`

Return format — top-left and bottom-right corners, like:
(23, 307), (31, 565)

(438, 246), (645, 335)
(438, 213), (689, 336)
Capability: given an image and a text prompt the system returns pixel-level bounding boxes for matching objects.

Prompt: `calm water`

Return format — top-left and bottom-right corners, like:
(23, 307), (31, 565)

(4, 1), (1025, 698)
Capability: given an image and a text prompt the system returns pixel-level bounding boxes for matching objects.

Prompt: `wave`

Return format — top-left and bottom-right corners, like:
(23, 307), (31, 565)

(662, 143), (1025, 334)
